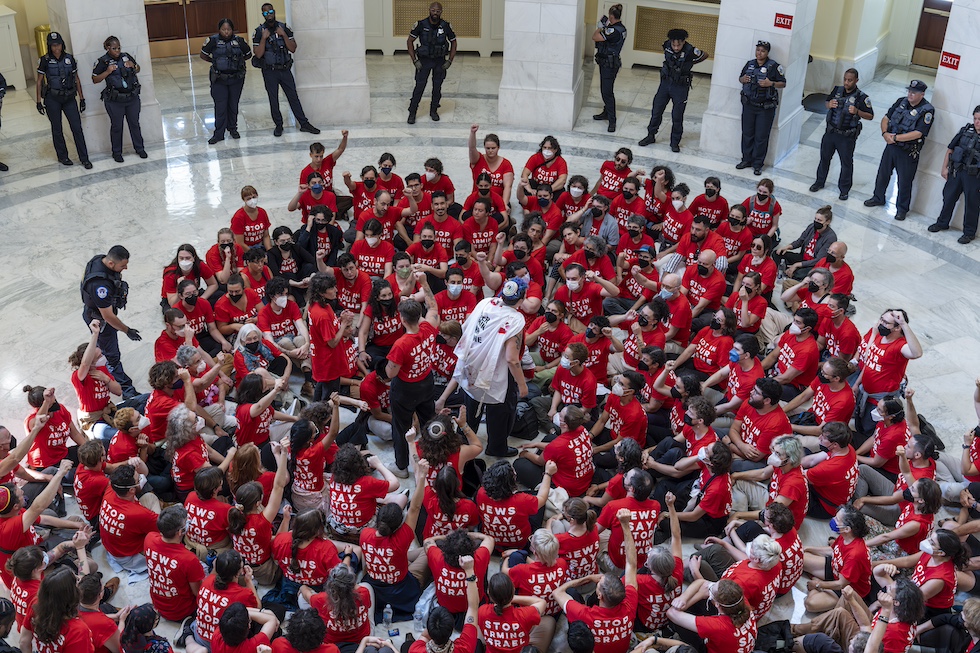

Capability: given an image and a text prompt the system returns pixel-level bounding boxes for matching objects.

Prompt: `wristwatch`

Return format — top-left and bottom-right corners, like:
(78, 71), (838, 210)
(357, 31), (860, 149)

(465, 575), (478, 582)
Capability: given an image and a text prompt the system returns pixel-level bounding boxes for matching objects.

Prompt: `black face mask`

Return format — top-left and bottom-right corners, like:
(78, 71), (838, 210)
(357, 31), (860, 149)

(585, 250), (598, 260)
(757, 193), (769, 202)
(435, 334), (448, 345)
(420, 239), (435, 249)
(623, 191), (635, 200)
(184, 296), (199, 307)
(537, 198), (550, 208)
(807, 281), (820, 293)
(637, 361), (649, 372)
(709, 317), (722, 331)
(314, 221), (329, 231)
(279, 242), (293, 251)
(729, 218), (746, 228)
(513, 249), (527, 260)
(817, 370), (830, 384)
(813, 221), (824, 232)
(544, 312), (558, 324)
(670, 387), (683, 399)
(637, 315), (650, 327)
(877, 324), (891, 338)
(697, 264), (710, 276)
(245, 341), (261, 353)
(227, 293), (243, 303)
(705, 189), (718, 198)
(590, 207), (604, 218)
(478, 188), (490, 196)
(455, 256), (467, 267)
(363, 179), (376, 189)
(585, 327), (596, 339)
(381, 298), (396, 307)
(683, 413), (694, 426)
(627, 229), (642, 239)
(902, 488), (915, 503)
(825, 253), (838, 264)
(637, 258), (651, 269)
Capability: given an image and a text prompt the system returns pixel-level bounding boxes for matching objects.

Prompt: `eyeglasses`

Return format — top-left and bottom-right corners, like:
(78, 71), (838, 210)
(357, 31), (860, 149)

(614, 158), (629, 164)
(751, 244), (764, 251)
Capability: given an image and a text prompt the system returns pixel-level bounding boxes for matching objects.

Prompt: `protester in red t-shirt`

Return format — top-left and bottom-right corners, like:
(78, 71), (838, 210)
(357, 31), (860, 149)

(207, 228), (246, 284)
(77, 573), (126, 653)
(100, 464), (160, 579)
(227, 445), (289, 586)
(161, 244), (218, 307)
(425, 529), (494, 617)
(184, 467), (233, 556)
(409, 553), (481, 653)
(210, 601), (279, 653)
(231, 185), (272, 250)
(761, 308), (821, 401)
(477, 461), (554, 551)
(23, 386), (87, 470)
(728, 378), (792, 465)
(479, 572), (548, 653)
(504, 528), (568, 623)
(192, 550), (260, 645)
(667, 578), (758, 653)
(802, 504), (871, 612)
(554, 508), (639, 653)
(144, 504), (207, 622)
(73, 440), (113, 525)
(270, 608), (341, 653)
(672, 309), (736, 378)
(308, 274), (356, 399)
(273, 509), (346, 599)
(328, 444), (403, 536)
(69, 320), (122, 436)
(30, 567), (97, 653)
(634, 492), (684, 633)
(515, 406), (593, 497)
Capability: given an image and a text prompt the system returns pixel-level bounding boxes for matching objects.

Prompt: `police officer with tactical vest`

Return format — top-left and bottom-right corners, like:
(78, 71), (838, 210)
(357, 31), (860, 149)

(201, 18), (252, 145)
(864, 80), (935, 221)
(736, 41), (786, 176)
(928, 105), (980, 244)
(81, 245), (140, 399)
(93, 36), (146, 163)
(253, 3), (319, 137)
(639, 28), (708, 151)
(810, 68), (874, 201)
(36, 32), (92, 169)
(407, 2), (456, 124)
(592, 4), (627, 133)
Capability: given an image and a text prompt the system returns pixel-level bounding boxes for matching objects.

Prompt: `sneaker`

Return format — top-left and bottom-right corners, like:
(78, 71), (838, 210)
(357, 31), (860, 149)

(273, 125), (284, 137)
(927, 222), (949, 232)
(735, 161), (751, 170)
(175, 616), (194, 647)
(638, 135), (655, 146)
(809, 183), (823, 192)
(387, 464), (410, 479)
(300, 123), (321, 134)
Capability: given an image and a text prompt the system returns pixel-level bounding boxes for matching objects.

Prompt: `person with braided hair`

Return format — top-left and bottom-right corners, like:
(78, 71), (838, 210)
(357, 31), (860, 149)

(301, 564), (372, 649)
(271, 508), (353, 610)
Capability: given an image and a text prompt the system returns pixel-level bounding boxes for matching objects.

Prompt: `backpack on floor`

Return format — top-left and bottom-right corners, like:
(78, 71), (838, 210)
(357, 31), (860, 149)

(755, 620), (794, 653)
(510, 401), (538, 440)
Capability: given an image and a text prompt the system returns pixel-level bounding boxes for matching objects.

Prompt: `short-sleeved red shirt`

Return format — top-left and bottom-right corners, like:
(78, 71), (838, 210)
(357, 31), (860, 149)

(775, 332), (820, 388)
(311, 585), (372, 644)
(696, 613), (758, 653)
(71, 366), (114, 413)
(79, 607), (119, 653)
(422, 490), (480, 539)
(387, 321), (437, 382)
(809, 378), (856, 426)
(478, 603), (542, 653)
(477, 488), (539, 549)
(213, 289), (261, 325)
(350, 239), (396, 277)
(100, 491), (159, 557)
(636, 556), (684, 631)
(273, 534), (340, 586)
(73, 465), (109, 522)
(556, 529), (600, 580)
(598, 497), (662, 569)
(429, 545), (491, 613)
(871, 420), (912, 476)
(554, 281), (604, 326)
(805, 447), (859, 515)
(144, 531), (207, 620)
(527, 317), (574, 363)
(309, 302), (345, 383)
(769, 465), (809, 529)
(212, 631), (270, 653)
(171, 438), (209, 491)
(329, 475), (390, 528)
(563, 584), (638, 653)
(230, 208), (270, 246)
(33, 617), (94, 653)
(196, 574), (258, 642)
(543, 427), (594, 497)
(734, 403), (791, 457)
(509, 559), (568, 615)
(25, 406), (74, 469)
(550, 365), (598, 409)
(360, 523), (413, 585)
(185, 491), (232, 548)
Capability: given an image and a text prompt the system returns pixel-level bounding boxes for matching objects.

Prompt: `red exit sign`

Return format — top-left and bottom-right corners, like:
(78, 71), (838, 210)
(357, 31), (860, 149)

(775, 13), (793, 29)
(940, 51), (961, 70)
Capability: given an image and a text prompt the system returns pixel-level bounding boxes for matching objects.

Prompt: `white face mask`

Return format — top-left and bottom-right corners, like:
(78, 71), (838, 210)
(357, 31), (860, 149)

(870, 408), (884, 422)
(366, 236), (379, 247)
(137, 415), (151, 430)
(195, 361), (207, 374)
(560, 355), (572, 369)
(672, 199), (684, 211)
(569, 187), (584, 199)
(425, 171), (436, 182)
(611, 383), (625, 397)
(178, 259), (193, 272)
(766, 452), (783, 467)
(275, 295), (289, 308)
(95, 355), (108, 368)
(789, 323), (802, 335)
(195, 416), (206, 432)
(245, 198), (258, 209)
(448, 283), (463, 297)
(541, 149), (555, 159)
(174, 327), (186, 338)
(566, 279), (581, 292)
(752, 255), (765, 266)
(697, 447), (710, 463)
(919, 539), (935, 555)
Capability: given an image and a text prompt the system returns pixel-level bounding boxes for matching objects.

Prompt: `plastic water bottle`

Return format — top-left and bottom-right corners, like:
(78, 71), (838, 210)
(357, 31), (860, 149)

(776, 259), (787, 284)
(383, 604), (396, 637)
(414, 606), (425, 634)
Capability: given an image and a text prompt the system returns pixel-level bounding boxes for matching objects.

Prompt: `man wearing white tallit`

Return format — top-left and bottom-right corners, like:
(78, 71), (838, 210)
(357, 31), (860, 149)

(453, 277), (530, 457)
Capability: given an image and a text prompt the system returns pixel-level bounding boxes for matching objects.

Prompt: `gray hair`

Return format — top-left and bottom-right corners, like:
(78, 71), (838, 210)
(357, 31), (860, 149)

(627, 214), (646, 228)
(772, 435), (803, 468)
(747, 533), (782, 570)
(175, 344), (199, 368)
(530, 528), (559, 567)
(235, 323), (263, 354)
(164, 404), (198, 456)
(584, 235), (608, 257)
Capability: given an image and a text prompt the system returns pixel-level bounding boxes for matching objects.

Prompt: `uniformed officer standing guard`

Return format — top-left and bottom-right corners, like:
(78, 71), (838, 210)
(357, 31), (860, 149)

(639, 28), (708, 151)
(407, 2), (456, 125)
(864, 80), (934, 221)
(81, 245), (140, 399)
(928, 105), (980, 244)
(809, 68), (874, 200)
(591, 4), (627, 133)
(92, 36), (145, 163)
(252, 3), (319, 137)
(736, 41), (786, 176)
(36, 32), (92, 169)
(201, 18), (252, 145)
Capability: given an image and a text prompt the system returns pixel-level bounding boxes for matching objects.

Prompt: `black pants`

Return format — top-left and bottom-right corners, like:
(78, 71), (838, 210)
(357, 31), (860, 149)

(84, 312), (136, 397)
(870, 143), (919, 214)
(936, 169), (980, 238)
(740, 102), (777, 168)
(211, 76), (245, 137)
(262, 67), (308, 127)
(390, 374), (436, 470)
(464, 374), (519, 457)
(647, 79), (690, 146)
(105, 95), (144, 156)
(598, 62), (621, 122)
(409, 57), (447, 114)
(814, 130), (858, 193)
(314, 378), (341, 402)
(197, 331), (224, 357)
(45, 94), (88, 162)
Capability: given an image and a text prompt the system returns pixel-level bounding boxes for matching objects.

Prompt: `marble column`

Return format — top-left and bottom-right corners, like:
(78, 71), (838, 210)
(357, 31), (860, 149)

(289, 0), (370, 125)
(909, 0), (980, 231)
(46, 0), (164, 156)
(498, 0), (585, 131)
(699, 0), (818, 166)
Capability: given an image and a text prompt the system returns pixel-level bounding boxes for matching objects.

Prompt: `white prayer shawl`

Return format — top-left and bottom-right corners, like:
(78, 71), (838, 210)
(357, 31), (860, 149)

(452, 297), (524, 405)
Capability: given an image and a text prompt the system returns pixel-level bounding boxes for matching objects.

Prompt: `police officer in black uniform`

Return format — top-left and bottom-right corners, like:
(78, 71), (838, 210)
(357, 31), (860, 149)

(639, 28), (708, 151)
(810, 68), (874, 201)
(81, 245), (140, 399)
(736, 41), (786, 176)
(201, 18), (252, 145)
(35, 32), (92, 169)
(592, 4), (627, 133)
(407, 2), (457, 124)
(928, 105), (980, 244)
(864, 80), (935, 221)
(92, 36), (145, 163)
(253, 3), (319, 137)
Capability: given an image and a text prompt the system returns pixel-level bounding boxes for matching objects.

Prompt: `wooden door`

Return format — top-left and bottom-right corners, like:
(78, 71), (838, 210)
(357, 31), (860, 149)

(184, 0), (248, 40)
(912, 0), (951, 68)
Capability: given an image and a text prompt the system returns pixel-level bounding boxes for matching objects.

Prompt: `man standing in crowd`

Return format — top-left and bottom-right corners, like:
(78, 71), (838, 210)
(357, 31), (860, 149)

(592, 4), (627, 133)
(80, 245), (140, 399)
(639, 28), (708, 152)
(810, 68), (874, 200)
(252, 2), (319, 137)
(736, 40), (786, 176)
(407, 2), (457, 124)
(454, 278), (529, 459)
(929, 105), (980, 244)
(864, 80), (934, 221)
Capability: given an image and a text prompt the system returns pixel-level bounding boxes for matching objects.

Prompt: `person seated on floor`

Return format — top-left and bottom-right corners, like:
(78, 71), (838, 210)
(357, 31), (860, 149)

(723, 378), (792, 472)
(801, 503), (872, 613)
(99, 464), (161, 582)
(259, 276), (315, 397)
(729, 434), (809, 530)
(408, 554), (480, 653)
(425, 529), (494, 630)
(760, 307), (821, 402)
(515, 406), (594, 499)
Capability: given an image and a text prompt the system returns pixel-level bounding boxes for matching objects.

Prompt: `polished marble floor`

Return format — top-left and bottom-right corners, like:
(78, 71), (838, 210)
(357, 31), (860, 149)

(0, 52), (975, 645)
